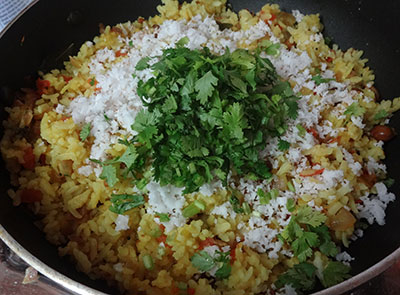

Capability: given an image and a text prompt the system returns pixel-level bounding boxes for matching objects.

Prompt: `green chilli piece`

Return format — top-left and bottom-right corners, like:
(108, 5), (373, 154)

(143, 254), (154, 270)
(182, 200), (206, 218)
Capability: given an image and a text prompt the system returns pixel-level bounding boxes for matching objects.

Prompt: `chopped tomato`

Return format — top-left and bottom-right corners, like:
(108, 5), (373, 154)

(21, 189), (42, 203)
(187, 288), (196, 295)
(360, 170), (376, 188)
(230, 243), (237, 264)
(62, 75), (72, 83)
(300, 168), (325, 177)
(355, 199), (363, 205)
(159, 224), (166, 232)
(307, 127), (319, 139)
(138, 17), (145, 24)
(269, 13), (276, 21)
(39, 154), (46, 165)
(327, 136), (341, 144)
(171, 286), (180, 295)
(115, 50), (128, 57)
(36, 78), (50, 95)
(325, 57), (333, 63)
(22, 147), (35, 170)
(284, 39), (294, 50)
(60, 116), (71, 121)
(156, 234), (172, 248)
(199, 237), (215, 250)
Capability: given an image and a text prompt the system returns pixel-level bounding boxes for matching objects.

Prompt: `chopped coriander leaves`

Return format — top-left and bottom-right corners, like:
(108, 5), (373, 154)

(259, 39), (281, 56)
(80, 123), (91, 141)
(257, 188), (278, 205)
(128, 40), (133, 47)
(156, 213), (170, 222)
(276, 260), (351, 293)
(109, 194), (145, 214)
(131, 43), (298, 193)
(374, 109), (389, 121)
(278, 139), (290, 151)
(104, 113), (110, 122)
(242, 202), (252, 214)
(280, 206), (331, 262)
(311, 74), (335, 85)
(275, 262), (317, 291)
(191, 250), (216, 272)
(287, 180), (295, 192)
(100, 165), (118, 187)
(383, 178), (395, 188)
(135, 56), (151, 71)
(296, 205), (327, 227)
(296, 124), (306, 137)
(230, 195), (244, 213)
(286, 198), (296, 212)
(191, 250), (231, 279)
(89, 78), (95, 86)
(321, 261), (351, 288)
(344, 102), (365, 117)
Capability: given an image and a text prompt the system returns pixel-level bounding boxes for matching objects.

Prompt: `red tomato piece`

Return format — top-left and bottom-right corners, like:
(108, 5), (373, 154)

(22, 147), (35, 170)
(21, 189), (42, 203)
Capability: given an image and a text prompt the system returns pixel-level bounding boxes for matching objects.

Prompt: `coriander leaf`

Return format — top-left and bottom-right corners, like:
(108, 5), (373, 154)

(321, 261), (351, 288)
(119, 144), (137, 169)
(275, 262), (317, 291)
(265, 43), (281, 56)
(176, 36), (189, 47)
(286, 198), (296, 212)
(312, 74), (335, 85)
(194, 70), (218, 105)
(80, 123), (91, 141)
(109, 194), (144, 214)
(128, 40), (133, 47)
(281, 217), (303, 242)
(344, 102), (365, 117)
(292, 231), (319, 262)
(135, 57), (151, 71)
(191, 251), (215, 272)
(89, 78), (95, 86)
(104, 113), (111, 122)
(156, 213), (170, 222)
(100, 165), (118, 187)
(222, 103), (247, 140)
(374, 109), (389, 121)
(215, 261), (231, 279)
(286, 99), (300, 120)
(296, 124), (306, 137)
(230, 195), (244, 213)
(310, 225), (338, 257)
(278, 139), (290, 151)
(296, 206), (327, 227)
(383, 178), (395, 188)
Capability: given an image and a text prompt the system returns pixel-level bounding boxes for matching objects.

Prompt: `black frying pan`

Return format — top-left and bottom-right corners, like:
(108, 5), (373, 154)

(0, 0), (399, 294)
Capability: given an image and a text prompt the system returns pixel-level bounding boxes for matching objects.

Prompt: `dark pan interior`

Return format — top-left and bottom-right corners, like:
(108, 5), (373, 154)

(0, 0), (399, 293)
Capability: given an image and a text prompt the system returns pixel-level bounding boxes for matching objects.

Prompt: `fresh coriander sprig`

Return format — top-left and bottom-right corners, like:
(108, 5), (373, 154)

(191, 250), (231, 279)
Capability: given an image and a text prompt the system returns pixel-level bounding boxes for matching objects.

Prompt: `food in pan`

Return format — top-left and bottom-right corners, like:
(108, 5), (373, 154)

(1, 0), (399, 294)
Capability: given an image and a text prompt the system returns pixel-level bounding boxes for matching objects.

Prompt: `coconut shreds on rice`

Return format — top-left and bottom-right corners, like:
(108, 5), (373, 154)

(1, 0), (400, 294)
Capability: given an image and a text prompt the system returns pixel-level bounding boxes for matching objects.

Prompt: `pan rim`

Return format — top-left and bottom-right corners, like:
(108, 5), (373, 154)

(0, 1), (399, 294)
